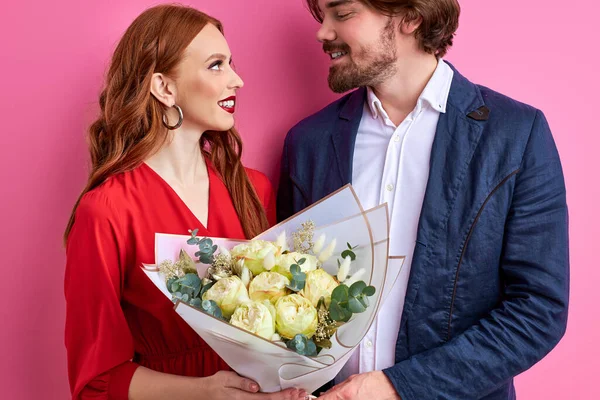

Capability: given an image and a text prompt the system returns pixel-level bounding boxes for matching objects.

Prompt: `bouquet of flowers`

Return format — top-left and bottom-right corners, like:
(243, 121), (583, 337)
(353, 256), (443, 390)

(143, 186), (404, 393)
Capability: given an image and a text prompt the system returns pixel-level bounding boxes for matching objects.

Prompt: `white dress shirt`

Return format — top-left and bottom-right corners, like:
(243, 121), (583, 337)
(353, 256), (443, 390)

(336, 60), (454, 381)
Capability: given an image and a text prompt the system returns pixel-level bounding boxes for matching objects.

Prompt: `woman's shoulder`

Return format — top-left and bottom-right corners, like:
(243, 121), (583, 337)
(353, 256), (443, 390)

(75, 170), (137, 220)
(244, 167), (274, 196)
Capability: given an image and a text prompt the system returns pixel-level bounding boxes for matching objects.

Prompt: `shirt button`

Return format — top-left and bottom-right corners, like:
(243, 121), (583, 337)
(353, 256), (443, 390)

(386, 184), (394, 192)
(394, 135), (400, 142)
(366, 340), (373, 348)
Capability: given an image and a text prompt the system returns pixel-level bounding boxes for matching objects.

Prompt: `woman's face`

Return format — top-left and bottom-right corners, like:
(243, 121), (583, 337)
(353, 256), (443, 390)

(170, 23), (244, 132)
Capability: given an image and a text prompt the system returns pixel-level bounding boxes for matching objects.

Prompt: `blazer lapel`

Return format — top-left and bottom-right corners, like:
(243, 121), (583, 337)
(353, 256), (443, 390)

(330, 87), (367, 186)
(401, 64), (489, 320)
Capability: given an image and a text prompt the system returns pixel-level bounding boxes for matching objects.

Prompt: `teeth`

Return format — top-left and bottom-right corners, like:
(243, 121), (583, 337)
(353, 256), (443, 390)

(219, 100), (235, 108)
(330, 51), (347, 60)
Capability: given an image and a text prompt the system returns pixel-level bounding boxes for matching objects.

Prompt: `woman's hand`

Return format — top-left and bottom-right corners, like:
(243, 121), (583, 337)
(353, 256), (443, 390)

(202, 370), (308, 400)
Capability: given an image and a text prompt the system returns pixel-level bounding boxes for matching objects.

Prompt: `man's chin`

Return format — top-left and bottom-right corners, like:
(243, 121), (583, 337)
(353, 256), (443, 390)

(328, 75), (361, 93)
(328, 85), (357, 94)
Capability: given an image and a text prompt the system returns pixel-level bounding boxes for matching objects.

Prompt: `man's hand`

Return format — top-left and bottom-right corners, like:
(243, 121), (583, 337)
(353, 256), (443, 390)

(317, 371), (400, 400)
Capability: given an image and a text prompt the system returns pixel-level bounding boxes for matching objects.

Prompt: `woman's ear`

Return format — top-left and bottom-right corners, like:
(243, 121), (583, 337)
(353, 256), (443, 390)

(150, 73), (177, 107)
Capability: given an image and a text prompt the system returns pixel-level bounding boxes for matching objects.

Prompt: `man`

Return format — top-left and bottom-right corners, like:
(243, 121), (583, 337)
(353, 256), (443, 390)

(277, 1), (569, 399)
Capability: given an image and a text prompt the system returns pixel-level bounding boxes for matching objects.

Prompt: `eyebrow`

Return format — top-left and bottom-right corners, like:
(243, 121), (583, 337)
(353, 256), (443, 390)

(325, 0), (354, 8)
(205, 53), (230, 62)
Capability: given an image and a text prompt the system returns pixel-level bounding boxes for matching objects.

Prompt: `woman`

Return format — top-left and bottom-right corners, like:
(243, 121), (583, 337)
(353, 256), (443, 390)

(64, 5), (307, 400)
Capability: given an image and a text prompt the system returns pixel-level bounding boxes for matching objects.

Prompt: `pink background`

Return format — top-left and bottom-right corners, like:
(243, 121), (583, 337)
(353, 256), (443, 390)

(1, 0), (597, 398)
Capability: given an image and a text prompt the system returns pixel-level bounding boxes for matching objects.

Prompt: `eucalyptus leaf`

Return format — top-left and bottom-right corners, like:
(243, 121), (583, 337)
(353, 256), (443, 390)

(286, 334), (317, 356)
(363, 286), (376, 297)
(167, 278), (177, 293)
(341, 307), (352, 323)
(200, 254), (214, 264)
(201, 300), (223, 319)
(331, 285), (349, 304)
(358, 295), (369, 309)
(190, 298), (202, 307)
(329, 300), (345, 322)
(348, 296), (366, 313)
(349, 281), (367, 297)
(211, 307), (223, 320)
(179, 273), (201, 288)
(290, 264), (301, 275)
(201, 299), (214, 309)
(297, 258), (306, 265)
(200, 281), (215, 298)
(286, 279), (305, 292)
(193, 282), (202, 298)
(341, 250), (356, 261)
(180, 286), (194, 296)
(305, 340), (317, 356)
(286, 334), (304, 352)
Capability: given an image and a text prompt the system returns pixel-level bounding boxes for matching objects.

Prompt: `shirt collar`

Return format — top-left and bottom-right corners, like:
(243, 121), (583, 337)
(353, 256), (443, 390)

(366, 59), (454, 120)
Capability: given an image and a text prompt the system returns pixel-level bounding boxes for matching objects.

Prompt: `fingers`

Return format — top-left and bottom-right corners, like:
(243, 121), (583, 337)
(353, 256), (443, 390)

(222, 371), (260, 393)
(317, 386), (340, 400)
(317, 392), (336, 400)
(258, 387), (308, 400)
(320, 385), (336, 396)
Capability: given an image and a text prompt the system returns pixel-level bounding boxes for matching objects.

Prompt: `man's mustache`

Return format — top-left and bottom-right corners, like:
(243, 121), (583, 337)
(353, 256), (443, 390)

(323, 42), (351, 53)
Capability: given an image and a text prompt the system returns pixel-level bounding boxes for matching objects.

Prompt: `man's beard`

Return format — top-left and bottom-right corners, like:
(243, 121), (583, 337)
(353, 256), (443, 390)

(325, 20), (397, 93)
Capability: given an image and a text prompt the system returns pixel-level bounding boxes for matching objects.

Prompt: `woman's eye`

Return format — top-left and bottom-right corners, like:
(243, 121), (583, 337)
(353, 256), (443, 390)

(336, 12), (353, 20)
(209, 61), (223, 71)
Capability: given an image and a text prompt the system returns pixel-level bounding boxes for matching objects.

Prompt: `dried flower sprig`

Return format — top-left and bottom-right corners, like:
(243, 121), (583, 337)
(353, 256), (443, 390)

(158, 249), (197, 280)
(206, 252), (234, 281)
(292, 220), (316, 253)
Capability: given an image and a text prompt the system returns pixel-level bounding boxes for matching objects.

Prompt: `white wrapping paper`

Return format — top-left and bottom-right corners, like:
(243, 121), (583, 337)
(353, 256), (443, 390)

(143, 185), (404, 393)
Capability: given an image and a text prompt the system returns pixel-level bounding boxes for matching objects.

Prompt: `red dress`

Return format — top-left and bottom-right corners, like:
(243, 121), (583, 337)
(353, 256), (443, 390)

(64, 162), (276, 399)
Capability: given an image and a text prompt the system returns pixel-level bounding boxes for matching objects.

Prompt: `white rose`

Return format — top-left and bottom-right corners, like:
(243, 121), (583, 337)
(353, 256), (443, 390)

(230, 300), (276, 340)
(300, 268), (339, 307)
(275, 294), (318, 339)
(202, 276), (249, 319)
(249, 272), (290, 304)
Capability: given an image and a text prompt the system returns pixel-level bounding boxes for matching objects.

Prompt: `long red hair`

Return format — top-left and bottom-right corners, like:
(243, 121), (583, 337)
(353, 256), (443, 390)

(64, 4), (269, 243)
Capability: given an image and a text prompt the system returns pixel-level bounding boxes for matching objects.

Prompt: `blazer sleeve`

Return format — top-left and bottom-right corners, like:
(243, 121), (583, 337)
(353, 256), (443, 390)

(383, 110), (569, 399)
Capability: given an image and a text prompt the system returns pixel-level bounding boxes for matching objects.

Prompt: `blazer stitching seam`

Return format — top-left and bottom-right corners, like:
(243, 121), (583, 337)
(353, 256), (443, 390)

(445, 168), (521, 341)
(289, 173), (310, 208)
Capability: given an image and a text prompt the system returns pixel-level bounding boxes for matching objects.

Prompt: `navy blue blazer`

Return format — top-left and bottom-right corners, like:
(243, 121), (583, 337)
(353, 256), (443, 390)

(277, 64), (569, 399)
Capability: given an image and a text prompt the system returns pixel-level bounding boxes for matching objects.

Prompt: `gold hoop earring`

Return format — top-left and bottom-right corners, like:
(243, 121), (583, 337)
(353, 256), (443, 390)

(162, 104), (183, 130)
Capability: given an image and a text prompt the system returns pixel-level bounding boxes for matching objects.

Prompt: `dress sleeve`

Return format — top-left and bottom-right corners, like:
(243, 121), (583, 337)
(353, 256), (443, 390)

(64, 193), (139, 399)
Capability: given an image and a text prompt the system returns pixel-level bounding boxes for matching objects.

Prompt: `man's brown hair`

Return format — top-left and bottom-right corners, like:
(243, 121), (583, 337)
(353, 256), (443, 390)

(306, 0), (461, 57)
